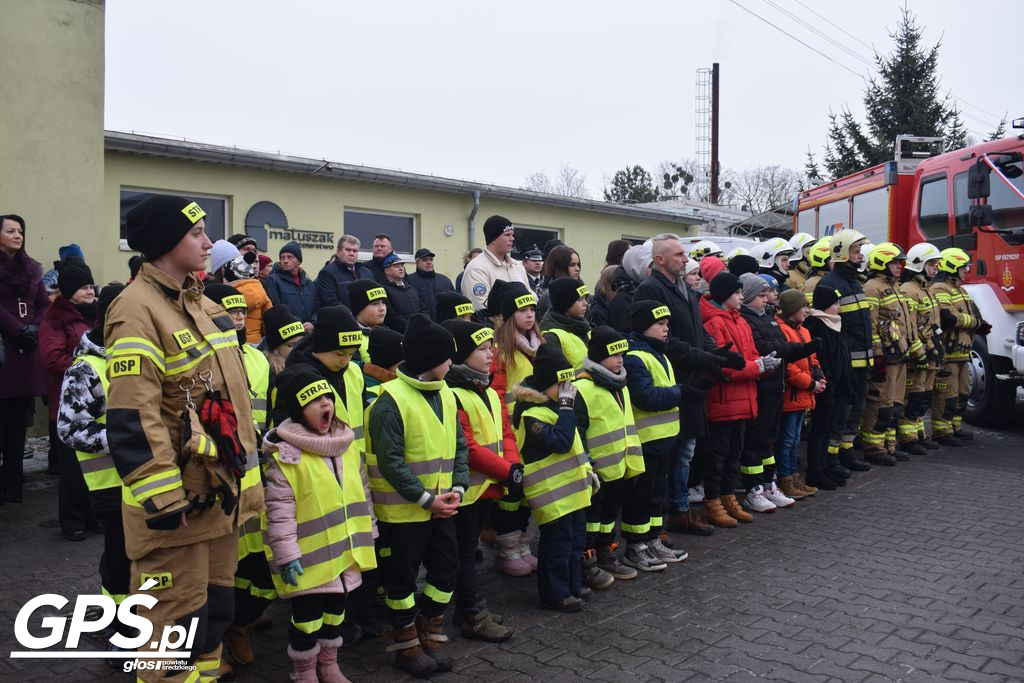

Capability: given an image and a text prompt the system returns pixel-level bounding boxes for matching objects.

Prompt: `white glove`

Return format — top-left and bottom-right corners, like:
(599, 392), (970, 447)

(557, 380), (577, 408)
(587, 470), (601, 494)
(756, 351), (781, 374)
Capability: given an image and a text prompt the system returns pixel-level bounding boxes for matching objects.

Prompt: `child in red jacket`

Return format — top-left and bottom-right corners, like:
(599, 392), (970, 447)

(442, 319), (523, 642)
(698, 273), (780, 527)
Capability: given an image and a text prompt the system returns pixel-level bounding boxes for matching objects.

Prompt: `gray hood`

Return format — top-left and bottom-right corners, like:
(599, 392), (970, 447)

(622, 243), (653, 284)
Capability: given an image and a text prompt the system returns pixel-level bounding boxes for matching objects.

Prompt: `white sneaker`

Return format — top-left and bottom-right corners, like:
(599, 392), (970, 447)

(763, 481), (795, 509)
(688, 485), (705, 504)
(742, 485), (777, 513)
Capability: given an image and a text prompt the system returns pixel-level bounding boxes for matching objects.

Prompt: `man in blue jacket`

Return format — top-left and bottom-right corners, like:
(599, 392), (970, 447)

(264, 241), (318, 328)
(316, 235), (373, 309)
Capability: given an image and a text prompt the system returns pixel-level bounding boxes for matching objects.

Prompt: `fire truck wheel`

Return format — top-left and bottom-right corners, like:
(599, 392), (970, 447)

(965, 337), (1016, 427)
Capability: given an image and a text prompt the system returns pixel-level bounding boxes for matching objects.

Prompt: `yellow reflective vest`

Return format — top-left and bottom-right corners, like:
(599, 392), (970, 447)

(266, 448), (376, 596)
(574, 378), (644, 481)
(242, 344), (270, 434)
(544, 327), (589, 370)
(451, 385), (505, 506)
(365, 374), (458, 523)
(71, 354), (122, 493)
(514, 404), (591, 525)
(626, 349), (681, 443)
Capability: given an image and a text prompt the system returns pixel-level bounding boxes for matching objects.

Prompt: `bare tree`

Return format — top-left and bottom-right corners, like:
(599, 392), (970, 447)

(732, 165), (800, 215)
(656, 157), (737, 205)
(521, 164), (591, 198)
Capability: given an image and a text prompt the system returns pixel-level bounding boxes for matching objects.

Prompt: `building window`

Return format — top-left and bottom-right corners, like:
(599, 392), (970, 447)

(120, 189), (228, 250)
(344, 209), (415, 257)
(513, 225), (560, 259)
(918, 175), (949, 240)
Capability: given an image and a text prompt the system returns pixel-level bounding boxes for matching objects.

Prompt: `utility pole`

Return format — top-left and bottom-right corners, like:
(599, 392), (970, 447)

(711, 62), (720, 205)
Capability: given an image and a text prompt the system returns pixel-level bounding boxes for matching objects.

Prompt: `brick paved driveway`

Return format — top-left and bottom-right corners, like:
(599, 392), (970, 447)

(3, 409), (1024, 682)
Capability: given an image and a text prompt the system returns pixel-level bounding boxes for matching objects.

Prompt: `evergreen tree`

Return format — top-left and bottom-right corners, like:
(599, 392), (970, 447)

(603, 165), (660, 204)
(822, 8), (961, 175)
(988, 115), (1008, 141)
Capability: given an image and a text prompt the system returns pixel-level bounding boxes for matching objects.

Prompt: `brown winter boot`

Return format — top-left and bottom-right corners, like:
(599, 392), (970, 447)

(316, 637), (351, 683)
(702, 498), (737, 528)
(793, 473), (817, 496)
(722, 494), (754, 523)
(223, 623), (255, 665)
(777, 475), (807, 501)
(387, 622), (438, 679)
(415, 614), (453, 672)
(287, 644), (320, 683)
(666, 509), (714, 535)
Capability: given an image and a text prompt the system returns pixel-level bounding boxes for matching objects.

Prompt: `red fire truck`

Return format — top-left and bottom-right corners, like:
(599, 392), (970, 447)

(795, 123), (1024, 426)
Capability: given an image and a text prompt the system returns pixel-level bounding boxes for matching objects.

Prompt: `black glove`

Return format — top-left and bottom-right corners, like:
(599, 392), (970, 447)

(870, 363), (887, 382)
(680, 375), (715, 402)
(978, 320), (992, 336)
(503, 463), (524, 499)
(16, 324), (38, 353)
(665, 340), (729, 383)
(797, 338), (822, 360)
(712, 342), (746, 370)
(144, 500), (194, 531)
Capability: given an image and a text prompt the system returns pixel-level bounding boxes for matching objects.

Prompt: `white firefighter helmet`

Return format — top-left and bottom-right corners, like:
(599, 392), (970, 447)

(689, 240), (722, 261)
(756, 237), (795, 270)
(904, 242), (942, 273)
(788, 233), (815, 262)
(830, 229), (868, 264)
(858, 242), (876, 272)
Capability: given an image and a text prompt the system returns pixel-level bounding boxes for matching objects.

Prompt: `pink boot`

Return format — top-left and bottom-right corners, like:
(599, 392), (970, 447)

(316, 637), (351, 683)
(518, 530), (539, 572)
(287, 643), (320, 683)
(494, 531), (532, 576)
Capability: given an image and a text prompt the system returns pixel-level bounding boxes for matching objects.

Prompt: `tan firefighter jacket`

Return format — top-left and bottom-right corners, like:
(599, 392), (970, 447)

(929, 275), (979, 363)
(899, 275), (943, 367)
(863, 274), (923, 364)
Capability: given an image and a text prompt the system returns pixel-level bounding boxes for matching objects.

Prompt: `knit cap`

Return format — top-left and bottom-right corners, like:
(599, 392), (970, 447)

(367, 327), (404, 369)
(588, 325), (629, 362)
(501, 288), (538, 320)
(203, 283), (247, 311)
(486, 280), (528, 317)
(740, 272), (770, 305)
(812, 286), (842, 311)
(631, 299), (672, 333)
(277, 365), (334, 423)
(727, 254), (759, 276)
(779, 288), (808, 318)
(436, 291), (475, 321)
(528, 343), (575, 391)
(57, 260), (94, 300)
(263, 305), (305, 350)
(404, 314), (456, 375)
(710, 272), (743, 305)
(483, 215), (515, 245)
(442, 319), (494, 365)
(227, 234), (259, 252)
(312, 305), (363, 352)
(699, 256), (726, 283)
(279, 241), (302, 263)
(348, 279), (388, 316)
(209, 240), (241, 275)
(126, 195), (207, 260)
(758, 273), (779, 290)
(548, 277), (588, 314)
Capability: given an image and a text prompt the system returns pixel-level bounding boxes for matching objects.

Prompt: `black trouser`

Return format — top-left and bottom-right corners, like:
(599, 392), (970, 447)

(703, 420), (745, 500)
(837, 366), (868, 449)
(586, 477), (624, 548)
(492, 499), (530, 534)
(454, 499), (493, 613)
(93, 496), (131, 637)
(741, 393), (782, 489)
(621, 446), (669, 542)
(54, 421), (94, 534)
(807, 391), (835, 476)
(289, 593), (346, 652)
(536, 508), (586, 602)
(0, 397), (31, 500)
(233, 551), (276, 627)
(378, 518), (459, 628)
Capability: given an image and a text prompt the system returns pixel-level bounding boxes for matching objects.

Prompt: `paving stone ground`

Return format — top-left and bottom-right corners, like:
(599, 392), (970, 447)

(3, 404), (1024, 682)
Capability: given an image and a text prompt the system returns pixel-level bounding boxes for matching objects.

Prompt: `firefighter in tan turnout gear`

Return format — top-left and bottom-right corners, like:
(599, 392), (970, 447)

(105, 195), (264, 681)
(928, 248), (992, 446)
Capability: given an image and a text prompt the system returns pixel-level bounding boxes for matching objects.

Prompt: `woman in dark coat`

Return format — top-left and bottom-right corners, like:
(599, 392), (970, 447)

(0, 214), (49, 504)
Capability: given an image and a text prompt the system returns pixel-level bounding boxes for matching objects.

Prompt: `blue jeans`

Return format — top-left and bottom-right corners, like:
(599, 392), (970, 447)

(667, 436), (696, 513)
(536, 508), (586, 602)
(778, 410), (805, 477)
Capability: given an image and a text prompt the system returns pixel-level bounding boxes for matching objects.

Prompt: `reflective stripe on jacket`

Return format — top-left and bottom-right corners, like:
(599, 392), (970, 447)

(514, 404), (591, 525)
(574, 378), (643, 481)
(450, 385), (503, 505)
(72, 354), (121, 492)
(625, 349), (681, 443)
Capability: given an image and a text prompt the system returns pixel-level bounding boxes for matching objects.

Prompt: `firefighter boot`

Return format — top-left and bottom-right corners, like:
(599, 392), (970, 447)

(287, 644), (320, 683)
(316, 638), (351, 683)
(702, 498), (738, 528)
(721, 494), (754, 523)
(387, 622), (438, 679)
(415, 614), (453, 672)
(223, 624), (255, 666)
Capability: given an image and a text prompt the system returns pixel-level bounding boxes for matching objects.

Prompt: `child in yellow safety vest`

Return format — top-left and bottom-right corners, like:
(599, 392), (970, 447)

(442, 318), (522, 642)
(510, 343), (599, 613)
(575, 325), (645, 589)
(262, 364), (377, 683)
(541, 277), (592, 370)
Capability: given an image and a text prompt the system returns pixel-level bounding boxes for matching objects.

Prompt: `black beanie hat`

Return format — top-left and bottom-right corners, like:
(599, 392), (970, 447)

(403, 314), (456, 375)
(588, 325), (629, 362)
(263, 305), (305, 350)
(813, 286), (842, 311)
(486, 279), (529, 317)
(367, 327), (404, 369)
(126, 195), (207, 260)
(631, 299), (672, 333)
(228, 233), (259, 252)
(709, 272), (743, 304)
(203, 283), (246, 311)
(313, 305), (363, 352)
(277, 364), (335, 424)
(529, 343), (575, 391)
(348, 279), (388, 316)
(501, 288), (538, 320)
(483, 215), (514, 245)
(442, 319), (494, 365)
(57, 260), (94, 300)
(548, 277), (589, 314)
(727, 254), (759, 276)
(435, 291), (474, 321)
(279, 241), (302, 263)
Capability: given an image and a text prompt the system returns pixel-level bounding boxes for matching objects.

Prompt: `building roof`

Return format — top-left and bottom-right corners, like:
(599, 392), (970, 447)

(104, 131), (705, 227)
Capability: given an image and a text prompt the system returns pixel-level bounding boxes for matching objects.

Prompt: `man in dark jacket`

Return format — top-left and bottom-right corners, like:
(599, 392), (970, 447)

(316, 235), (373, 309)
(381, 253), (424, 333)
(405, 248), (454, 321)
(264, 241), (318, 328)
(362, 233), (395, 284)
(820, 230), (873, 473)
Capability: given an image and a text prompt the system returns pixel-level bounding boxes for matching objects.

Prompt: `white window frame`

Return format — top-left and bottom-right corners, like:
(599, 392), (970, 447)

(119, 187), (230, 251)
(343, 207), (417, 261)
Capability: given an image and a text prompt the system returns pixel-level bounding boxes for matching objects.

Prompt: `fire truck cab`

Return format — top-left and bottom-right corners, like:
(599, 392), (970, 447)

(795, 124), (1024, 425)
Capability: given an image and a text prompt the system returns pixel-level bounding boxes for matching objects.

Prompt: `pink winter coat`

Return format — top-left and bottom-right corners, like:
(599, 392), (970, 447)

(263, 418), (377, 597)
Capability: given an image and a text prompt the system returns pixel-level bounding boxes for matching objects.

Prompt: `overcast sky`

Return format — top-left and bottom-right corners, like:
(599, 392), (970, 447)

(105, 0), (1017, 198)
